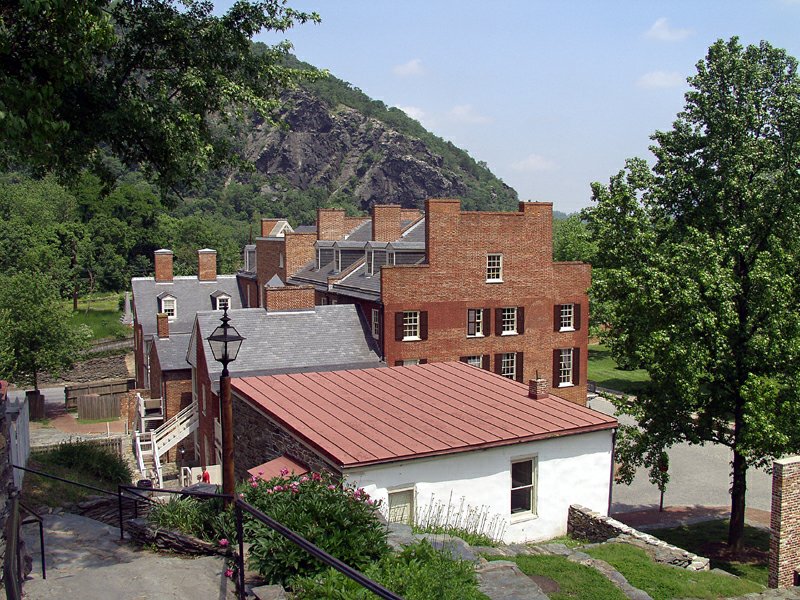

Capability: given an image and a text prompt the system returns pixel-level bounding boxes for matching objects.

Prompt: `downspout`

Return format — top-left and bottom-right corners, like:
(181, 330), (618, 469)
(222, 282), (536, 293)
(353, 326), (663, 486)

(608, 427), (617, 516)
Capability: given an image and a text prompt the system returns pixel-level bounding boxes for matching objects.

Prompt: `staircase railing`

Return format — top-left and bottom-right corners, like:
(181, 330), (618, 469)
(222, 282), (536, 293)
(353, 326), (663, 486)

(133, 431), (147, 476)
(150, 402), (198, 457)
(151, 435), (163, 488)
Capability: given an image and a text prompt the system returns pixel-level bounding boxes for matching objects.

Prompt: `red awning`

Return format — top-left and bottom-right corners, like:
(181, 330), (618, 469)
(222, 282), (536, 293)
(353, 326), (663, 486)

(247, 455), (309, 481)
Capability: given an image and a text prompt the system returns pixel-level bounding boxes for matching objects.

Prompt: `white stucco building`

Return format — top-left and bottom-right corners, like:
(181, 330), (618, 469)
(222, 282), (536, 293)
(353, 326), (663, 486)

(232, 361), (617, 543)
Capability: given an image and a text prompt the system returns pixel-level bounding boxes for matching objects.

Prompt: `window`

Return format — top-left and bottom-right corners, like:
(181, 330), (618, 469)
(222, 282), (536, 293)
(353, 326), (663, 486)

(316, 248), (323, 270)
(334, 249), (342, 273)
(402, 359), (420, 366)
(486, 254), (503, 282)
(559, 348), (574, 386)
(388, 489), (415, 524)
(387, 251), (396, 266)
(467, 308), (484, 337)
(279, 252), (284, 268)
(215, 295), (230, 311)
(501, 307), (517, 335)
(403, 311), (420, 340)
(365, 250), (375, 277)
(560, 303), (575, 331)
(464, 355), (482, 367)
(371, 308), (381, 339)
(161, 296), (176, 320)
(511, 458), (537, 516)
(500, 352), (517, 379)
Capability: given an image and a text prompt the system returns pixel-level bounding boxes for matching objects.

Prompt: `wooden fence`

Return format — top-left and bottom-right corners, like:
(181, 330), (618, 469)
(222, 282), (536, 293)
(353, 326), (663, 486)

(64, 379), (134, 409)
(77, 394), (120, 421)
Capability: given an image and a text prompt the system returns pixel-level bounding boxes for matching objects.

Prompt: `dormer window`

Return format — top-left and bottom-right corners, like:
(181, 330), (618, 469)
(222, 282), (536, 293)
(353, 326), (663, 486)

(334, 249), (342, 273)
(387, 251), (395, 266)
(158, 295), (177, 320)
(211, 290), (231, 311)
(365, 249), (375, 277)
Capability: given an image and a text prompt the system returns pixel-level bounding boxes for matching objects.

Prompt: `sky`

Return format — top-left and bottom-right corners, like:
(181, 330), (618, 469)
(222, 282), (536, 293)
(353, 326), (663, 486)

(218, 1), (800, 214)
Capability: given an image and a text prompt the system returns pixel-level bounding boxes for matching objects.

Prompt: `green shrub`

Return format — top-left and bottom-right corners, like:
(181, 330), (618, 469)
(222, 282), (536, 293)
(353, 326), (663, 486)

(239, 471), (388, 584)
(149, 496), (231, 543)
(292, 539), (488, 599)
(34, 440), (132, 484)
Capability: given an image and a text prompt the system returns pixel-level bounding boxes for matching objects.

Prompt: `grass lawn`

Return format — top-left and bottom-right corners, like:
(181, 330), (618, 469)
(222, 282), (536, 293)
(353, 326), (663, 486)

(76, 417), (119, 425)
(585, 543), (764, 600)
(588, 344), (650, 395)
(486, 554), (627, 600)
(648, 519), (770, 586)
(66, 293), (130, 341)
(21, 455), (120, 508)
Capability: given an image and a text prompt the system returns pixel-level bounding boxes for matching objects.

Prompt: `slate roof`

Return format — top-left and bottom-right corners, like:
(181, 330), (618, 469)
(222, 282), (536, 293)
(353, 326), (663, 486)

(153, 334), (192, 372)
(190, 305), (383, 383)
(132, 275), (245, 339)
(233, 361), (618, 469)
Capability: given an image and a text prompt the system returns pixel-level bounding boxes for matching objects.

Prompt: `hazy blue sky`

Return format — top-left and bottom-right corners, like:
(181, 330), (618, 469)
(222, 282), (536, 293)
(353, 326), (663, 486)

(221, 1), (800, 213)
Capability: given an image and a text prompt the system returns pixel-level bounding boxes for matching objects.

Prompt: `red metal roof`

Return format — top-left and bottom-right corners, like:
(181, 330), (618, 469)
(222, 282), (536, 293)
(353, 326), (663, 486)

(247, 455), (308, 481)
(232, 361), (617, 469)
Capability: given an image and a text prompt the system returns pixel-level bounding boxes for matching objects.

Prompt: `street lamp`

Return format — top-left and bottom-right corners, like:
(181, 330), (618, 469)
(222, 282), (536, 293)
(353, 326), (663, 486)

(206, 307), (245, 505)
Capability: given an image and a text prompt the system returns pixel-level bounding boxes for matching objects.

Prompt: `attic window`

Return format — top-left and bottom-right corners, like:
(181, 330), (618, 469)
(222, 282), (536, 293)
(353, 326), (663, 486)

(365, 249), (375, 277)
(159, 296), (177, 320)
(215, 295), (231, 311)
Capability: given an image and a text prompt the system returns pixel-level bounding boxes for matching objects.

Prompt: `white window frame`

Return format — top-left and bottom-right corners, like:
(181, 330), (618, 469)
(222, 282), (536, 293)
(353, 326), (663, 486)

(335, 249), (342, 273)
(387, 486), (415, 525)
(560, 303), (575, 331)
(371, 308), (381, 339)
(365, 249), (375, 277)
(486, 253), (503, 283)
(402, 359), (421, 366)
(511, 457), (537, 519)
(402, 311), (420, 341)
(279, 252), (284, 268)
(559, 348), (574, 387)
(467, 308), (484, 337)
(387, 251), (396, 266)
(501, 307), (518, 335)
(161, 296), (177, 320)
(464, 355), (482, 367)
(215, 294), (231, 311)
(501, 352), (516, 379)
(316, 248), (323, 270)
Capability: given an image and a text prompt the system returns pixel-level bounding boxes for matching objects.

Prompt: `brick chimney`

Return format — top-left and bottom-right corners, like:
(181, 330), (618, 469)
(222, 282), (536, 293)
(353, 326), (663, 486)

(528, 377), (549, 400)
(198, 249), (217, 282)
(372, 204), (402, 242)
(264, 284), (316, 312)
(156, 313), (169, 338)
(154, 249), (174, 282)
(317, 209), (347, 240)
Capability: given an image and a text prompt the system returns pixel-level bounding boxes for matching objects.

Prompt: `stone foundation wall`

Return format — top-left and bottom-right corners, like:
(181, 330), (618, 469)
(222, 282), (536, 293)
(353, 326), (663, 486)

(568, 505), (709, 571)
(232, 394), (340, 481)
(126, 518), (232, 556)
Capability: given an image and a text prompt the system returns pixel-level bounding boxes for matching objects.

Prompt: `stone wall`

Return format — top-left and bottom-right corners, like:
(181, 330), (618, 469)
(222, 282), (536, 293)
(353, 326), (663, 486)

(232, 393), (340, 481)
(769, 455), (800, 588)
(567, 505), (709, 571)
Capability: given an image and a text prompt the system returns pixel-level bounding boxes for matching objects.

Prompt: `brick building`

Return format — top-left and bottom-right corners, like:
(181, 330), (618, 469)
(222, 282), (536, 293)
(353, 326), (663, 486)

(239, 199), (590, 404)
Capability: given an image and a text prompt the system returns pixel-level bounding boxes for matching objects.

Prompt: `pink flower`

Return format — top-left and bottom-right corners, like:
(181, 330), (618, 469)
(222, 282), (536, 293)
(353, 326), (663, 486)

(238, 493), (244, 499)
(312, 472), (321, 482)
(219, 538), (229, 547)
(258, 470), (264, 476)
(274, 485), (283, 492)
(366, 499), (374, 505)
(225, 568), (234, 578)
(300, 475), (309, 483)
(327, 484), (336, 491)
(250, 481), (258, 488)
(267, 489), (274, 495)
(280, 467), (290, 477)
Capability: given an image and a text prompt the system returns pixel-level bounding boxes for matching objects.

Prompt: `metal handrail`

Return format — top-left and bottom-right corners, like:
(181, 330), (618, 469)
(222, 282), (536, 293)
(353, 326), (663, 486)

(19, 499), (46, 580)
(4, 491), (22, 600)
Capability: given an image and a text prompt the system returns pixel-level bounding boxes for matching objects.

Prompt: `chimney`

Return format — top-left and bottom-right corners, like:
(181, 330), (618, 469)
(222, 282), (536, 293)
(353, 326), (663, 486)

(528, 377), (549, 400)
(156, 313), (169, 339)
(317, 209), (347, 240)
(264, 284), (316, 312)
(198, 249), (217, 282)
(372, 204), (402, 242)
(154, 249), (174, 282)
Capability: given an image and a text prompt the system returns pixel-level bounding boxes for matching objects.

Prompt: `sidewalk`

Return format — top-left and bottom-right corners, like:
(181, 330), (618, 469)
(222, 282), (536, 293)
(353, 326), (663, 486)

(612, 505), (771, 530)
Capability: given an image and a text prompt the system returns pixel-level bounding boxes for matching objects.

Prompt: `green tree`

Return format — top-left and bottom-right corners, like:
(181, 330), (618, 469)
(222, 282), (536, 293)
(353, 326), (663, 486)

(585, 38), (800, 550)
(0, 273), (91, 390)
(552, 214), (597, 262)
(0, 1), (320, 188)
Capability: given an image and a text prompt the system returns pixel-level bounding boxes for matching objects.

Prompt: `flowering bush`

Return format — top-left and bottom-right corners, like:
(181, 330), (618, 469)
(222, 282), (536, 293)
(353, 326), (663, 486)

(238, 471), (388, 584)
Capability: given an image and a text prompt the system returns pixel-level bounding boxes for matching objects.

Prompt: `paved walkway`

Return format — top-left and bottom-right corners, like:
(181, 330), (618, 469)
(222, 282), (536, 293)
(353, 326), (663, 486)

(22, 512), (236, 599)
(613, 505), (771, 530)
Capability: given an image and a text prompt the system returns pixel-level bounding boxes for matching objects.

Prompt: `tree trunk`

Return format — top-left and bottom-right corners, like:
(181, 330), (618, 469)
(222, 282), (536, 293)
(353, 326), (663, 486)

(729, 449), (747, 550)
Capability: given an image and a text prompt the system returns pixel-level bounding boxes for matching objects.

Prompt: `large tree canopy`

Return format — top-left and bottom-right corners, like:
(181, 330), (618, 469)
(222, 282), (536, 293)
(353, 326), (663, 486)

(585, 38), (800, 549)
(0, 0), (319, 188)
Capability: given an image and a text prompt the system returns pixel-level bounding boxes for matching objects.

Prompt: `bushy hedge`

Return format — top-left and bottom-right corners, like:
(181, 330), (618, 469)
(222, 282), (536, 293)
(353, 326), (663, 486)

(149, 496), (229, 543)
(34, 440), (132, 484)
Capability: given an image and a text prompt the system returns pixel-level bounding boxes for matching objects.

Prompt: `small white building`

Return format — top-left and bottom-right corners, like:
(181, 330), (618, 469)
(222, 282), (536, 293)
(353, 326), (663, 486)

(232, 361), (617, 543)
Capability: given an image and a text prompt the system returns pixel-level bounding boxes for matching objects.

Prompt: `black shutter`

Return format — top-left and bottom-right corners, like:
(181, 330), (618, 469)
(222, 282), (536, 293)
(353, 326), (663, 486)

(517, 307), (525, 334)
(495, 308), (503, 336)
(395, 312), (404, 341)
(554, 304), (561, 331)
(483, 308), (492, 336)
(467, 309), (475, 336)
(419, 311), (428, 340)
(459, 356), (469, 363)
(419, 358), (428, 365)
(574, 303), (582, 331)
(553, 349), (560, 386)
(394, 360), (404, 366)
(494, 353), (504, 375)
(573, 347), (580, 385)
(515, 352), (524, 382)
(482, 354), (490, 370)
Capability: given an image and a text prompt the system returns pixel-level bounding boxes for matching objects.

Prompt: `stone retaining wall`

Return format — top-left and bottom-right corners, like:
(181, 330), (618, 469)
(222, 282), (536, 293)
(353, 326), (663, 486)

(125, 518), (232, 557)
(567, 504), (709, 571)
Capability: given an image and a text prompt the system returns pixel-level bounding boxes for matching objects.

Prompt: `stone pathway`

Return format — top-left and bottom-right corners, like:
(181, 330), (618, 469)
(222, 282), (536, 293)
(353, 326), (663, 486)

(21, 512), (236, 599)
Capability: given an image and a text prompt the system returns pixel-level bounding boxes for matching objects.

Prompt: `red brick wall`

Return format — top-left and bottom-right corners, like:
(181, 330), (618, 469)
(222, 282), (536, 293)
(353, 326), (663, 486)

(284, 232), (316, 280)
(197, 249), (217, 281)
(133, 323), (146, 388)
(264, 285), (316, 311)
(154, 250), (173, 282)
(194, 332), (221, 468)
(240, 277), (259, 308)
(317, 209), (347, 240)
(372, 204), (402, 242)
(770, 456), (800, 588)
(162, 373), (193, 462)
(261, 218), (282, 237)
(156, 313), (169, 339)
(255, 238), (285, 306)
(381, 199), (590, 404)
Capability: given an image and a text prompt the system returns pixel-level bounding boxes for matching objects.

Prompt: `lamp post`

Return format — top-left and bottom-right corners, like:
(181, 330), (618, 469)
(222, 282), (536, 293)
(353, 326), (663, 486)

(206, 307), (245, 505)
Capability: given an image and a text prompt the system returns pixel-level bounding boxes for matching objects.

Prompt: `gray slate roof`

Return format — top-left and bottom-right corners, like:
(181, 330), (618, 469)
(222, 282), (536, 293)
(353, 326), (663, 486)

(132, 275), (244, 338)
(153, 334), (192, 372)
(189, 305), (383, 382)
